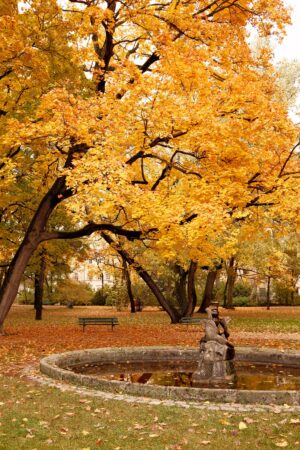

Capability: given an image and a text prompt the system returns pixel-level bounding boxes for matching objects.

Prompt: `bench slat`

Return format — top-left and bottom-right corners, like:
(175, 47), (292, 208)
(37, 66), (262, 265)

(179, 317), (205, 325)
(79, 318), (118, 322)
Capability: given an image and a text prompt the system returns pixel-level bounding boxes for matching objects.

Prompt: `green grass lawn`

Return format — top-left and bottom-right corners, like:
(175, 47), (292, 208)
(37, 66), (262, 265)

(0, 375), (299, 450)
(231, 317), (300, 333)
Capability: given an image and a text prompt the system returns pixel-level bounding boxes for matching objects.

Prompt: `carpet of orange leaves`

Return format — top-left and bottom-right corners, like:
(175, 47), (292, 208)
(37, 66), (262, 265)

(0, 305), (299, 376)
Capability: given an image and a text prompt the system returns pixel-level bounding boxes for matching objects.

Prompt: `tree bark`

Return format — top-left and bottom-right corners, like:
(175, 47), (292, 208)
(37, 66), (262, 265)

(174, 264), (188, 314)
(0, 267), (6, 287)
(223, 277), (228, 308)
(198, 270), (218, 313)
(34, 253), (46, 320)
(184, 261), (198, 317)
(291, 289), (295, 306)
(101, 233), (181, 323)
(122, 257), (135, 313)
(224, 257), (236, 309)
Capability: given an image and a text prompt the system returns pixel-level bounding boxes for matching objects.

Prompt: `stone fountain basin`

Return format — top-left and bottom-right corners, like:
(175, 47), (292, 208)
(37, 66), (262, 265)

(40, 347), (300, 405)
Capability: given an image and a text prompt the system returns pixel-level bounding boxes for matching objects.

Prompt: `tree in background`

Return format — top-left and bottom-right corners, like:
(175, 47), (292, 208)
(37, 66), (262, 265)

(222, 220), (300, 308)
(276, 58), (300, 115)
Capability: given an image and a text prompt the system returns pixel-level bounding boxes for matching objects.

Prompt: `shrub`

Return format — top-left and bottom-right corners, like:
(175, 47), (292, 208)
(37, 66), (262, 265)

(233, 296), (251, 306)
(91, 288), (108, 306)
(105, 284), (129, 310)
(91, 284), (132, 309)
(273, 281), (294, 305)
(52, 279), (93, 305)
(132, 283), (159, 307)
(233, 281), (252, 298)
(90, 284), (128, 309)
(17, 291), (34, 305)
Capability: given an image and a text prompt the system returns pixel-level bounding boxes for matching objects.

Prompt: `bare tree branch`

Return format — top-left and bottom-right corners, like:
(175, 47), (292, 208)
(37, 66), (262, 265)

(40, 223), (143, 242)
(278, 139), (300, 178)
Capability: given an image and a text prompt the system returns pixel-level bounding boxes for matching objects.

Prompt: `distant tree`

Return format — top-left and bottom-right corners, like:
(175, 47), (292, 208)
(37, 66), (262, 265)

(276, 59), (300, 111)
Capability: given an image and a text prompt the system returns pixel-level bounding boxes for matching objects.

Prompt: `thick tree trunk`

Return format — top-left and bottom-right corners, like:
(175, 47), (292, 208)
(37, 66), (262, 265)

(174, 264), (188, 314)
(101, 233), (181, 323)
(0, 243), (40, 334)
(198, 270), (218, 313)
(184, 261), (198, 317)
(122, 257), (135, 313)
(291, 289), (295, 306)
(0, 267), (6, 288)
(34, 253), (46, 321)
(0, 176), (69, 334)
(224, 257), (236, 309)
(223, 277), (228, 308)
(226, 273), (235, 309)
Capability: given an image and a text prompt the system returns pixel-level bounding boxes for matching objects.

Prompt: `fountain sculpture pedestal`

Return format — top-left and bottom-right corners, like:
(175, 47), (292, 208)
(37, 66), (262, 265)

(192, 340), (235, 385)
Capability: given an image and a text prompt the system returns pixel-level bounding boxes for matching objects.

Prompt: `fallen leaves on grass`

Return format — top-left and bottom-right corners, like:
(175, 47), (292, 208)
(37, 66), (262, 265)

(1, 306), (300, 376)
(275, 440), (289, 447)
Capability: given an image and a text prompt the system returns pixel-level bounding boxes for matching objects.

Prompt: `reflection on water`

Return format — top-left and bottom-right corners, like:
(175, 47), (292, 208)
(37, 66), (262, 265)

(69, 360), (300, 391)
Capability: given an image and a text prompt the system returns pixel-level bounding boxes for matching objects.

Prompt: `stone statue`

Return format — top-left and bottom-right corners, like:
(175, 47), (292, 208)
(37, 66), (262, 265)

(192, 302), (236, 386)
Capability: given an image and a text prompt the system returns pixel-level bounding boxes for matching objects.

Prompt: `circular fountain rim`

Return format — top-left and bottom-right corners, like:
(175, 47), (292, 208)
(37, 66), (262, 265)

(40, 346), (300, 406)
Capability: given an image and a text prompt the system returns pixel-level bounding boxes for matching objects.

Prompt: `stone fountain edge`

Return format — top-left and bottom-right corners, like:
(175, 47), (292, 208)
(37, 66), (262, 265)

(39, 346), (300, 405)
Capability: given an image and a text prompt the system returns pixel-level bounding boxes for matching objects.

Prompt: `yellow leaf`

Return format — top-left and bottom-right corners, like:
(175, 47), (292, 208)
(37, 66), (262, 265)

(275, 441), (288, 448)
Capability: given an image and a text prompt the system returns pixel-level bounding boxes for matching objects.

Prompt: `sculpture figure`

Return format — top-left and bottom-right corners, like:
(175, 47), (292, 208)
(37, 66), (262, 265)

(192, 302), (236, 385)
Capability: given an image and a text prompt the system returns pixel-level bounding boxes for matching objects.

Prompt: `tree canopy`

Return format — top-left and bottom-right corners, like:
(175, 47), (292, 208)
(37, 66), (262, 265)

(0, 0), (299, 331)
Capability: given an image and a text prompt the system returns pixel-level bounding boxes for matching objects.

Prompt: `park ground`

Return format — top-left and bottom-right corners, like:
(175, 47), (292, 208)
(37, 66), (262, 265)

(0, 305), (300, 449)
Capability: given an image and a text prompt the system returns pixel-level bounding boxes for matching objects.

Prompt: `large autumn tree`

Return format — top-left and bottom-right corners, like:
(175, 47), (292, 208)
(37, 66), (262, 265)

(0, 0), (299, 332)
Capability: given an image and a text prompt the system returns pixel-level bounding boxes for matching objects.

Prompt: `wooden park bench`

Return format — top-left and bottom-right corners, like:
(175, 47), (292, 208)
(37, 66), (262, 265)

(79, 317), (119, 332)
(179, 317), (206, 329)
